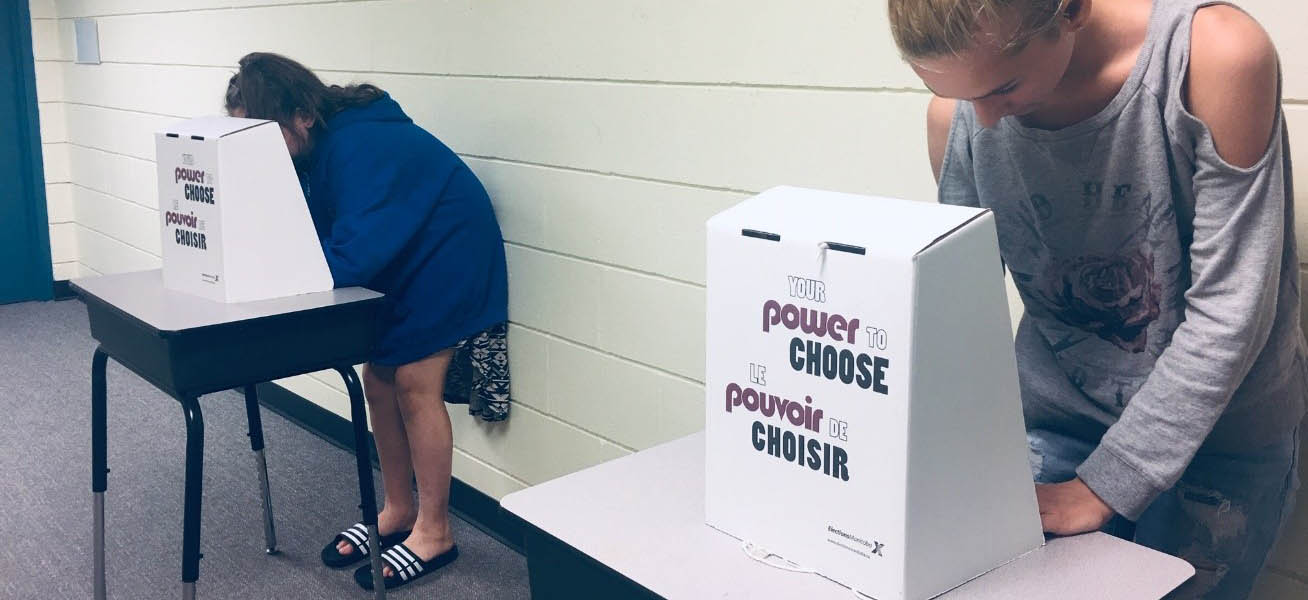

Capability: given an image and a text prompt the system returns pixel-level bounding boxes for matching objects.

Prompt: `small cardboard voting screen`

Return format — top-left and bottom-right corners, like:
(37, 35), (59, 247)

(155, 116), (332, 303)
(705, 187), (1042, 600)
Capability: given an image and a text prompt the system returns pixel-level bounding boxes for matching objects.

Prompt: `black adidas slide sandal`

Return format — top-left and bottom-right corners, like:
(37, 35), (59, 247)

(354, 542), (459, 590)
(320, 523), (412, 569)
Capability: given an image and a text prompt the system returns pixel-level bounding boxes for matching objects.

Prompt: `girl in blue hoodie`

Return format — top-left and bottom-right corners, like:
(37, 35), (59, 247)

(225, 52), (509, 590)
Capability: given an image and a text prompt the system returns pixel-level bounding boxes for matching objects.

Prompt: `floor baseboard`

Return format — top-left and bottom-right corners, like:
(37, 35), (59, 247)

(52, 279), (74, 300)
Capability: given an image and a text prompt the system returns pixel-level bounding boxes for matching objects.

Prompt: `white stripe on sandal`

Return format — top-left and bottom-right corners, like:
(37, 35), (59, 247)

(340, 523), (370, 555)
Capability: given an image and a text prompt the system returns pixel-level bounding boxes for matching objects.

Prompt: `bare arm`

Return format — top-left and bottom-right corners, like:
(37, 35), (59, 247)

(927, 95), (958, 183)
(1185, 5), (1279, 168)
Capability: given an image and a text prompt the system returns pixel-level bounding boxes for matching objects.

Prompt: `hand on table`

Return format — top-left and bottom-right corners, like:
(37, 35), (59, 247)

(1035, 477), (1116, 535)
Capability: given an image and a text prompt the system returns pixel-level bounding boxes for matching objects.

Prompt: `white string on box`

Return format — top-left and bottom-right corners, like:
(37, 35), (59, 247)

(753, 241), (874, 598)
(740, 539), (816, 574)
(739, 539), (881, 599)
(816, 241), (830, 276)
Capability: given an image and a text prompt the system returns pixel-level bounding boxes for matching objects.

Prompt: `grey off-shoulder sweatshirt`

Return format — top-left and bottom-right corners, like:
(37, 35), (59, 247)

(937, 0), (1307, 520)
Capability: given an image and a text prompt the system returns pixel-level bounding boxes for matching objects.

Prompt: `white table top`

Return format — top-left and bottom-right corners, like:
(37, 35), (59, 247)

(70, 269), (381, 334)
(501, 432), (1194, 600)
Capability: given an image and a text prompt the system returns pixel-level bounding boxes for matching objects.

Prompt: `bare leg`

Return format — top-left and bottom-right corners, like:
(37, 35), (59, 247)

(336, 363), (418, 556)
(385, 349), (457, 575)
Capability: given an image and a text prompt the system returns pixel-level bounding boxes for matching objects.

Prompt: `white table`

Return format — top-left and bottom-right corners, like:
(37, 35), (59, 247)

(502, 432), (1194, 599)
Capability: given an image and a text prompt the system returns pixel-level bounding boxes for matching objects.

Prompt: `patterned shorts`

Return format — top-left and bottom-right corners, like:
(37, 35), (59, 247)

(442, 322), (511, 422)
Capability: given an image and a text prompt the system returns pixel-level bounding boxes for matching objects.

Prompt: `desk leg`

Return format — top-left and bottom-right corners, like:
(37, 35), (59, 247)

(243, 385), (278, 554)
(337, 366), (386, 600)
(91, 348), (108, 600)
(180, 396), (205, 600)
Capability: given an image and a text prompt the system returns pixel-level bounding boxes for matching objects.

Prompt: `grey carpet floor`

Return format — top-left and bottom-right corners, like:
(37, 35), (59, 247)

(0, 299), (529, 599)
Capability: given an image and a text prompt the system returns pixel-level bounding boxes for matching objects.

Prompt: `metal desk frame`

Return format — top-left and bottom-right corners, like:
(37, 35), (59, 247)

(74, 270), (392, 600)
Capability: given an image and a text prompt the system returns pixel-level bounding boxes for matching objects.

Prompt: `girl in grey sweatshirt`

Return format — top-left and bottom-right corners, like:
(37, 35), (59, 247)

(890, 1), (1305, 597)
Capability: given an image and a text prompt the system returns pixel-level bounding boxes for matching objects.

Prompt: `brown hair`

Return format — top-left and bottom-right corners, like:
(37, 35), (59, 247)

(887, 0), (1072, 59)
(224, 52), (384, 147)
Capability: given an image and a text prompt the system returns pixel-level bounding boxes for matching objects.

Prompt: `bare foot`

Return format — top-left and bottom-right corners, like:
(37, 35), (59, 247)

(336, 508), (416, 556)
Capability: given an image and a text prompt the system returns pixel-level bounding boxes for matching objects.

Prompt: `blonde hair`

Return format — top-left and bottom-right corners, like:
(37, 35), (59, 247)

(888, 0), (1072, 59)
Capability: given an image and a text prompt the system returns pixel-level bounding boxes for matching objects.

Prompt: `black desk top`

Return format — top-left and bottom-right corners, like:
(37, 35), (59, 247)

(71, 269), (383, 336)
(71, 269), (384, 397)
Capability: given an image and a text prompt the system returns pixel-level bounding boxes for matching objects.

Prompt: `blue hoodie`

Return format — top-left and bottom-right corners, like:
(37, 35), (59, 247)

(302, 94), (508, 366)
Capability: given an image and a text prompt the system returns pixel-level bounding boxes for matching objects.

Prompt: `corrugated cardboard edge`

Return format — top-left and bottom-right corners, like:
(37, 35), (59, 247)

(218, 119), (274, 138)
(159, 118), (274, 139)
(913, 208), (993, 257)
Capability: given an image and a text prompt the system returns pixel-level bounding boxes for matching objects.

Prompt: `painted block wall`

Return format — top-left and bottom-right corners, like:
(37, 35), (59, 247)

(26, 1), (1308, 595)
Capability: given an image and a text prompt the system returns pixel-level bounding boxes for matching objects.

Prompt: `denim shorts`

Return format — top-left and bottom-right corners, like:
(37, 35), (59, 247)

(1028, 427), (1301, 599)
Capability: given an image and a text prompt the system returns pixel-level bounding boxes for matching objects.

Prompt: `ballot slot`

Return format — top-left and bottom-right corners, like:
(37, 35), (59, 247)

(741, 228), (782, 242)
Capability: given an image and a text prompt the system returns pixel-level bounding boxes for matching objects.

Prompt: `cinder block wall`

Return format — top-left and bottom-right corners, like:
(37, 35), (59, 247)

(26, 1), (1308, 596)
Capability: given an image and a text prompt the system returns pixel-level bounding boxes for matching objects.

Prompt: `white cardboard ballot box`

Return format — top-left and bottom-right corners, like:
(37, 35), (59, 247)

(705, 186), (1043, 600)
(155, 116), (332, 303)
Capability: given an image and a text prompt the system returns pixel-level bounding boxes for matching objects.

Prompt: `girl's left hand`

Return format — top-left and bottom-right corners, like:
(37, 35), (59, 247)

(1036, 477), (1116, 535)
